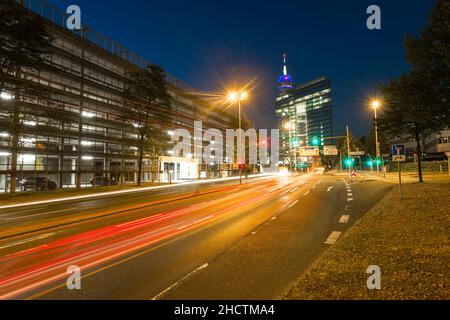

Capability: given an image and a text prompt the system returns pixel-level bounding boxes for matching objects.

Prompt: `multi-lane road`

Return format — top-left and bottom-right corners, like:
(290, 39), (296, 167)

(0, 172), (392, 300)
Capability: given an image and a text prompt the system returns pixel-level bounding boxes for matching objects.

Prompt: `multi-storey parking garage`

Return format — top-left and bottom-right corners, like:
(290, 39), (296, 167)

(0, 0), (249, 192)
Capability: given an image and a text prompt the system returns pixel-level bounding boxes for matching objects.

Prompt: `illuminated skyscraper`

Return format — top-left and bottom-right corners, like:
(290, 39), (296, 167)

(278, 54), (293, 91)
(275, 55), (332, 165)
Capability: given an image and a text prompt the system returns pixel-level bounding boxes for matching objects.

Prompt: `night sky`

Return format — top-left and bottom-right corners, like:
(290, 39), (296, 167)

(58, 0), (435, 136)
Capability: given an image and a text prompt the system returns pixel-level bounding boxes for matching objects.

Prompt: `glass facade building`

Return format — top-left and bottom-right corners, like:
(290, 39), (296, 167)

(275, 77), (332, 163)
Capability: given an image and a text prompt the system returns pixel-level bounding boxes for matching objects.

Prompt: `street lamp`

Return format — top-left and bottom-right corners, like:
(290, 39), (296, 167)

(284, 121), (295, 171)
(228, 90), (249, 183)
(371, 99), (381, 174)
(228, 90), (248, 131)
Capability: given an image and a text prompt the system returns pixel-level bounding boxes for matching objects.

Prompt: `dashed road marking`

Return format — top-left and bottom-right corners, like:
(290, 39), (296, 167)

(304, 191), (310, 196)
(288, 200), (299, 208)
(339, 215), (350, 224)
(151, 263), (209, 300)
(271, 216), (277, 221)
(327, 186), (334, 192)
(347, 198), (353, 202)
(325, 231), (342, 245)
(290, 187), (299, 193)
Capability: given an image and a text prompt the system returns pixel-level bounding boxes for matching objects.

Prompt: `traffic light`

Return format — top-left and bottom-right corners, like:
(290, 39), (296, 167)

(367, 160), (373, 167)
(291, 138), (299, 148)
(344, 158), (353, 167)
(375, 158), (382, 165)
(311, 136), (320, 146)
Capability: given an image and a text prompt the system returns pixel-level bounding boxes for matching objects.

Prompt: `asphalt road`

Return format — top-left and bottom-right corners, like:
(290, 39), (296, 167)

(0, 172), (392, 299)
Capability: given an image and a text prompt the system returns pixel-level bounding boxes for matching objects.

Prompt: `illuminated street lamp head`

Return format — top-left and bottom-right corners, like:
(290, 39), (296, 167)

(228, 92), (238, 102)
(371, 99), (381, 109)
(240, 91), (248, 100)
(228, 91), (248, 102)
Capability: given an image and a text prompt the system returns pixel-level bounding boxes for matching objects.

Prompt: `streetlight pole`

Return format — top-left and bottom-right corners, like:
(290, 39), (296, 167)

(372, 100), (381, 174)
(346, 125), (351, 174)
(238, 99), (242, 184)
(228, 91), (248, 184)
(288, 125), (292, 171)
(238, 99), (242, 131)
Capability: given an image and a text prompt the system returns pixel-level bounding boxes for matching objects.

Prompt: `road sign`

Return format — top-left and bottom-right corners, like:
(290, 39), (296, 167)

(323, 146), (338, 156)
(391, 144), (406, 162)
(349, 151), (365, 156)
(299, 146), (319, 157)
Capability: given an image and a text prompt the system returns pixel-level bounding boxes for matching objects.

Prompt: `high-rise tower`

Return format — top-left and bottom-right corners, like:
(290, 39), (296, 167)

(278, 53), (293, 91)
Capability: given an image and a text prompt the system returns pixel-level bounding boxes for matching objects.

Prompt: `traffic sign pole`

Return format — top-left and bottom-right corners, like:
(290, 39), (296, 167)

(398, 162), (403, 200)
(446, 152), (450, 176)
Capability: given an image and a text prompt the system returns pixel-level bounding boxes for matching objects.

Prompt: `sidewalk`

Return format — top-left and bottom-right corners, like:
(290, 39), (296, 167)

(331, 170), (450, 184)
(286, 179), (449, 300)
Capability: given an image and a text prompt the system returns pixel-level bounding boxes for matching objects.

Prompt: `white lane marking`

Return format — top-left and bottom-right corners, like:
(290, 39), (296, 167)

(290, 187), (299, 193)
(251, 231), (257, 235)
(288, 200), (299, 208)
(151, 263), (209, 300)
(347, 193), (353, 197)
(327, 186), (334, 192)
(4, 209), (78, 221)
(339, 215), (350, 224)
(0, 233), (55, 250)
(312, 185), (317, 189)
(271, 216), (277, 221)
(324, 231), (342, 245)
(347, 198), (354, 202)
(304, 191), (310, 196)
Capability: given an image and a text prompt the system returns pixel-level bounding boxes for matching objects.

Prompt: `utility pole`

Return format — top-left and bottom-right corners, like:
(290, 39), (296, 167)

(374, 107), (380, 174)
(346, 126), (351, 174)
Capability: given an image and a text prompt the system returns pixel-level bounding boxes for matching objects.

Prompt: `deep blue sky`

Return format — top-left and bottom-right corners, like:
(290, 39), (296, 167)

(59, 0), (435, 136)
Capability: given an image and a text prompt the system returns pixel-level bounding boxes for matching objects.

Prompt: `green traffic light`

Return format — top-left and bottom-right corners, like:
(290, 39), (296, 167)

(311, 137), (319, 146)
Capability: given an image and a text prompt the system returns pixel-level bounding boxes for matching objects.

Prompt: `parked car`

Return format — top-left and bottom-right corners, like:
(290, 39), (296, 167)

(89, 177), (117, 187)
(19, 177), (57, 191)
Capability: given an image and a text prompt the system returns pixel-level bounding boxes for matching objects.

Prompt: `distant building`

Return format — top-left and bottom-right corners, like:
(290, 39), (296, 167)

(275, 56), (332, 164)
(390, 129), (450, 157)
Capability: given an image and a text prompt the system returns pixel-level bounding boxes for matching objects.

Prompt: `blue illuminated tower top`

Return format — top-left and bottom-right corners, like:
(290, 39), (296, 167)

(278, 53), (293, 91)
